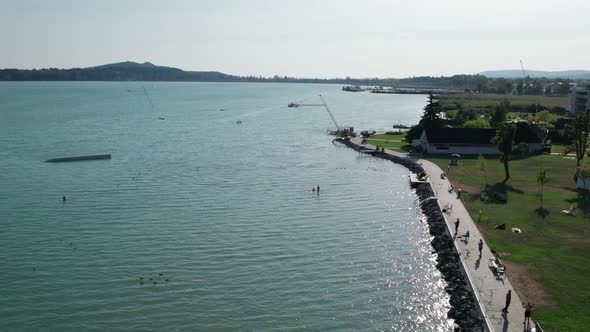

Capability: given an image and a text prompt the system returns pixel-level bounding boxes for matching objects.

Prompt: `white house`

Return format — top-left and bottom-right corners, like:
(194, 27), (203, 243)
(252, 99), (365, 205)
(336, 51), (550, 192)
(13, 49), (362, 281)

(420, 123), (545, 155)
(420, 128), (500, 154)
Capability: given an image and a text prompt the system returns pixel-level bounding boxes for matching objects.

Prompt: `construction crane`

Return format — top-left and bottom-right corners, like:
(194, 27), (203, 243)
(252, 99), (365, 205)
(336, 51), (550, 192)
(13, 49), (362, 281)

(520, 59), (527, 81)
(520, 59), (540, 111)
(288, 94), (345, 135)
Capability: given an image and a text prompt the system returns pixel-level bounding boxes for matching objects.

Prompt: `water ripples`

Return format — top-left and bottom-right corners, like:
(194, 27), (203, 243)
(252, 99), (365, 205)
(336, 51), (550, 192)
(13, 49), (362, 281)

(0, 82), (450, 331)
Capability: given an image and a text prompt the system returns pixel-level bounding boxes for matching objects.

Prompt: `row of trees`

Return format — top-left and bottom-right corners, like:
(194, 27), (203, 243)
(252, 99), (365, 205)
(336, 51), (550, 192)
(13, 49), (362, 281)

(0, 67), (580, 96)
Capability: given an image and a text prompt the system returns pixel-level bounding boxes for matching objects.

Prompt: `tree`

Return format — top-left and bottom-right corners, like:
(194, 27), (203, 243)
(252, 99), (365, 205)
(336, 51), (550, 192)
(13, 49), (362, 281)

(536, 168), (550, 208)
(564, 110), (590, 168)
(478, 154), (488, 188)
(464, 119), (491, 128)
(555, 81), (572, 95)
(490, 102), (508, 126)
(514, 142), (529, 155)
(405, 124), (424, 142)
(406, 93), (444, 142)
(491, 123), (516, 182)
(420, 93), (443, 129)
(524, 80), (544, 95)
(517, 80), (524, 95)
(533, 110), (556, 132)
(454, 108), (477, 123)
(544, 86), (552, 95)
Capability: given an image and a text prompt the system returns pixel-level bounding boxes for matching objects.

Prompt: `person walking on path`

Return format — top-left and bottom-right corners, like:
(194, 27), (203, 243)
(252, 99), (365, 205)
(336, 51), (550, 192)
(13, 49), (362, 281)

(478, 239), (483, 257)
(502, 290), (512, 314)
(524, 302), (533, 326)
(464, 230), (470, 243)
(454, 218), (460, 237)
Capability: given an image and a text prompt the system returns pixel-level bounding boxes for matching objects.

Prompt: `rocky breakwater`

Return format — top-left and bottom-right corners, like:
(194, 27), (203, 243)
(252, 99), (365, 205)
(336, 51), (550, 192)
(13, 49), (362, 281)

(414, 183), (484, 332)
(336, 139), (484, 331)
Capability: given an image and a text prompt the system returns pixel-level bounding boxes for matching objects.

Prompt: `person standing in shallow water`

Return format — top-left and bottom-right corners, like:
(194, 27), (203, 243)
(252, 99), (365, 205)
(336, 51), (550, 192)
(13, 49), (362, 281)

(316, 185), (320, 194)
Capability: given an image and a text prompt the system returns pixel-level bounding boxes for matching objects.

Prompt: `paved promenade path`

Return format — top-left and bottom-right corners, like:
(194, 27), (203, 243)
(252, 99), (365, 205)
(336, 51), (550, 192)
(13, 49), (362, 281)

(351, 137), (532, 332)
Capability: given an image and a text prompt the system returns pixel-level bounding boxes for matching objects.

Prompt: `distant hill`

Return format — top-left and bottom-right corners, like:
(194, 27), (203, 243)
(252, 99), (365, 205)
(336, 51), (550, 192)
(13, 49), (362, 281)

(1, 61), (588, 94)
(479, 69), (590, 79)
(92, 61), (158, 69)
(0, 61), (233, 81)
(0, 61), (484, 89)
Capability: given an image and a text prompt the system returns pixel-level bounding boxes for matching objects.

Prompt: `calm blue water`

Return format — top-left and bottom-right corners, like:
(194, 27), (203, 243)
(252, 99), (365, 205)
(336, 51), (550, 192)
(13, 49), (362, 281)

(0, 82), (451, 331)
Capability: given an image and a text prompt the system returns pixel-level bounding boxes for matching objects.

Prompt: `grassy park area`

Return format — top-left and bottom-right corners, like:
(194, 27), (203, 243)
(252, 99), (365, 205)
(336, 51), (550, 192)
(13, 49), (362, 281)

(427, 151), (590, 331)
(439, 93), (569, 110)
(365, 133), (412, 152)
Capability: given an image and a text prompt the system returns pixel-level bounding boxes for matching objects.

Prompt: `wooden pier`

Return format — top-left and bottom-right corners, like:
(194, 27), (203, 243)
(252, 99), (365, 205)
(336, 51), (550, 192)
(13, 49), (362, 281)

(45, 154), (111, 162)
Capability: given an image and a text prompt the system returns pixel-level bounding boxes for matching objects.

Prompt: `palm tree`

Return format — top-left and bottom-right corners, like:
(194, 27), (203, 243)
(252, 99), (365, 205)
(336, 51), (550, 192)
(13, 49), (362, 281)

(537, 169), (550, 208)
(477, 154), (488, 189)
(491, 123), (516, 182)
(564, 110), (590, 170)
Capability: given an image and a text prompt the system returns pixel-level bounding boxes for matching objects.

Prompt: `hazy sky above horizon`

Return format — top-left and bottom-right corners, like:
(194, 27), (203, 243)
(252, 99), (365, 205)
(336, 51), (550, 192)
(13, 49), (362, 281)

(1, 0), (588, 78)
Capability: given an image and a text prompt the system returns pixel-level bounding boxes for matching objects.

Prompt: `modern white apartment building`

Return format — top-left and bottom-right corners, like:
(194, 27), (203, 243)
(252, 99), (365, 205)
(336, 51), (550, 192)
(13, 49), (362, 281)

(569, 84), (590, 115)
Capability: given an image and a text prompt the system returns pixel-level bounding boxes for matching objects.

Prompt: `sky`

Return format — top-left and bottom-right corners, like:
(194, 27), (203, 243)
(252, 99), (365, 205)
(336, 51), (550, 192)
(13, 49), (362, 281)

(1, 0), (588, 78)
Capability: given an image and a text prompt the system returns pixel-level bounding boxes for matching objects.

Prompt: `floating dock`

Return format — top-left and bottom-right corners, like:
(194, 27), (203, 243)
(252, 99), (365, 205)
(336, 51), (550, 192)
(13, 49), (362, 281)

(45, 154), (111, 162)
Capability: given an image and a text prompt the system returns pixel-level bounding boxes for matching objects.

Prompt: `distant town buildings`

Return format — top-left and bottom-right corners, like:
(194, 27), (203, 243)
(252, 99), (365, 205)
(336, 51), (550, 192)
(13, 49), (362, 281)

(569, 84), (590, 115)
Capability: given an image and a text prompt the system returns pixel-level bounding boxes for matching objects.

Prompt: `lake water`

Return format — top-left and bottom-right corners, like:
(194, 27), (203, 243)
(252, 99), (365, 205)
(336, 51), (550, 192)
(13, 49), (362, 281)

(0, 82), (451, 331)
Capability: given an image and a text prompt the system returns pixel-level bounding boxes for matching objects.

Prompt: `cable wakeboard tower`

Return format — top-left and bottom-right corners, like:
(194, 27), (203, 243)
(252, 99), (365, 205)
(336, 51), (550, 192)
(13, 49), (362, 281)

(288, 94), (354, 137)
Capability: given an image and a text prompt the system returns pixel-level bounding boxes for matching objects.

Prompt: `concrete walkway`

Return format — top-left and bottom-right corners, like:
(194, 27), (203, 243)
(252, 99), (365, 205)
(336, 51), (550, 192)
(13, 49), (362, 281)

(351, 138), (532, 332)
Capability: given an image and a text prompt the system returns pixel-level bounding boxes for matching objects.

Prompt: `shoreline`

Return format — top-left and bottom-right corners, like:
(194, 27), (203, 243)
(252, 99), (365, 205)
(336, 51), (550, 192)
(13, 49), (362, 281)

(336, 138), (486, 331)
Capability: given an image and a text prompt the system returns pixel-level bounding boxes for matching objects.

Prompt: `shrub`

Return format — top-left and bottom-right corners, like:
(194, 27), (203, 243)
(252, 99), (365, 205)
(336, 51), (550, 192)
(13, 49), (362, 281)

(405, 125), (423, 142)
(463, 119), (491, 128)
(514, 142), (529, 155)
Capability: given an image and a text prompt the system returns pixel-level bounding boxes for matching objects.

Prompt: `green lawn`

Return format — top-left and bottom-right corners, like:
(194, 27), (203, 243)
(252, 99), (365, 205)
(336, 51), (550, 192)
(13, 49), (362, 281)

(427, 152), (590, 331)
(550, 144), (570, 155)
(365, 132), (412, 152)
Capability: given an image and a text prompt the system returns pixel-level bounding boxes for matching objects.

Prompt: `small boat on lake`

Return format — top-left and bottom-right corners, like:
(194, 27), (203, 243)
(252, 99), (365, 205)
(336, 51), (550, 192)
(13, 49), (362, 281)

(342, 85), (363, 92)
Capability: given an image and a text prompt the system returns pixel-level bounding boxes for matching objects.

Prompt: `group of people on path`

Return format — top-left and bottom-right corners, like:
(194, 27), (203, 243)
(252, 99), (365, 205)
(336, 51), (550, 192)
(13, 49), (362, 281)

(502, 290), (534, 327)
(443, 173), (535, 328)
(454, 217), (470, 243)
(456, 216), (534, 327)
(454, 217), (483, 258)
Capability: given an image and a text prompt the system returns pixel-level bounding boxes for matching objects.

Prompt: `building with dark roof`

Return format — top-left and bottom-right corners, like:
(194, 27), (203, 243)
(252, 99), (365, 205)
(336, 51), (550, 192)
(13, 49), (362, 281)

(419, 122), (546, 154)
